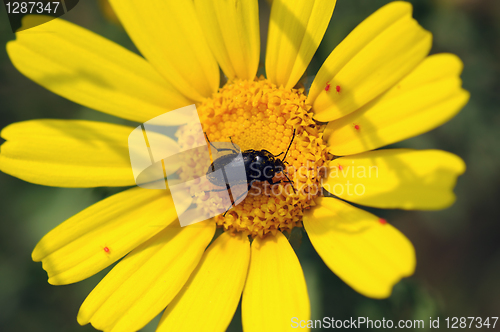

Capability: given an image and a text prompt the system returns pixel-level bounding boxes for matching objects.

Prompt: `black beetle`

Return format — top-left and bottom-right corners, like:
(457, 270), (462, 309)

(204, 130), (296, 215)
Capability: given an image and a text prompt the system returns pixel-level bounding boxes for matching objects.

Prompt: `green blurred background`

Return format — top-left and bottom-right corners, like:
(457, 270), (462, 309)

(0, 0), (499, 331)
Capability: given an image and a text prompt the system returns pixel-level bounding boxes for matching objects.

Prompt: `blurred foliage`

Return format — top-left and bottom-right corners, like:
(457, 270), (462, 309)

(1, 0), (499, 331)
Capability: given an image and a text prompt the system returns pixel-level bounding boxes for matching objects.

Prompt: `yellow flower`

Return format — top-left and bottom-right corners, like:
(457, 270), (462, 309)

(0, 1), (468, 331)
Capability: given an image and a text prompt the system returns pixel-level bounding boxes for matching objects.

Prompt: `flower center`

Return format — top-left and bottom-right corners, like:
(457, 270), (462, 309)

(176, 77), (328, 238)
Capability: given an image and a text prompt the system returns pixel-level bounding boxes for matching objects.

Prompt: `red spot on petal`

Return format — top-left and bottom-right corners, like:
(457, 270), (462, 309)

(338, 164), (343, 171)
(103, 247), (110, 253)
(378, 218), (387, 225)
(354, 124), (360, 131)
(325, 82), (331, 91)
(336, 85), (341, 93)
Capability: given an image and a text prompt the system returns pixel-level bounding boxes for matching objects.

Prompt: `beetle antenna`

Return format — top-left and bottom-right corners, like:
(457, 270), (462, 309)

(281, 129), (296, 162)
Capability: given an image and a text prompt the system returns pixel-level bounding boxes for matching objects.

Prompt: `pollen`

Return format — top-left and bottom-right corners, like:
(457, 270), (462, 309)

(176, 77), (329, 238)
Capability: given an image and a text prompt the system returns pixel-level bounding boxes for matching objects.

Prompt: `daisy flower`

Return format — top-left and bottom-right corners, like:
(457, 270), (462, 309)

(1, 0), (469, 331)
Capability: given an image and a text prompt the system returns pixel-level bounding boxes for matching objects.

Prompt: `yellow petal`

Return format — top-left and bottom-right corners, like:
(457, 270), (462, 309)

(304, 197), (415, 298)
(158, 232), (250, 332)
(266, 0), (336, 89)
(32, 186), (192, 285)
(194, 0), (259, 80)
(77, 221), (215, 332)
(0, 120), (178, 187)
(308, 2), (432, 122)
(242, 232), (310, 332)
(322, 149), (466, 210)
(109, 0), (219, 101)
(325, 54), (470, 155)
(6, 17), (191, 123)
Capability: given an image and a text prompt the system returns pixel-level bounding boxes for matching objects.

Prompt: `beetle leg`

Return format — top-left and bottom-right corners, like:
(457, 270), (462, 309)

(205, 133), (239, 154)
(204, 132), (218, 150)
(281, 129), (296, 162)
(269, 176), (297, 194)
(203, 187), (230, 194)
(223, 183), (252, 217)
(190, 185), (229, 200)
(283, 173), (297, 193)
(229, 136), (239, 151)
